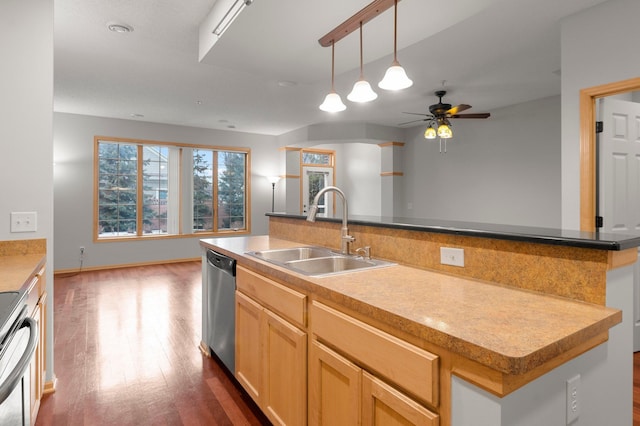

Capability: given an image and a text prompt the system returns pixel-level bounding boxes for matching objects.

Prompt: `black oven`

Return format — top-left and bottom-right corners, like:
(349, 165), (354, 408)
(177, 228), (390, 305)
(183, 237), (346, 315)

(0, 291), (38, 426)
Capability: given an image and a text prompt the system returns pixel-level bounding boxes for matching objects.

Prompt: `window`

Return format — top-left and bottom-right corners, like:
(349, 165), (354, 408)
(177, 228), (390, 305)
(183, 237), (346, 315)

(95, 137), (250, 241)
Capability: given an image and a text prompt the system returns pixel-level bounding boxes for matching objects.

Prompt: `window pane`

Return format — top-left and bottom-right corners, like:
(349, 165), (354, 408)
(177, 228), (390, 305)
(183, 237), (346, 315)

(97, 142), (138, 237)
(302, 152), (331, 165)
(142, 146), (171, 235)
(193, 149), (214, 231)
(217, 151), (246, 230)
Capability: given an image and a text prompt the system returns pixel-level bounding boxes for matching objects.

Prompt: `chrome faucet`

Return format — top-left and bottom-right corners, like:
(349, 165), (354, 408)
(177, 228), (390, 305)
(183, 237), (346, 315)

(306, 186), (355, 255)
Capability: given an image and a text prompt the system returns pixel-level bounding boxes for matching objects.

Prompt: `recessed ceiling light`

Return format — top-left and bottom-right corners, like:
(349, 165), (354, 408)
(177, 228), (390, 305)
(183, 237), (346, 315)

(218, 119), (229, 123)
(278, 81), (297, 87)
(130, 113), (144, 118)
(108, 23), (134, 33)
(227, 125), (236, 129)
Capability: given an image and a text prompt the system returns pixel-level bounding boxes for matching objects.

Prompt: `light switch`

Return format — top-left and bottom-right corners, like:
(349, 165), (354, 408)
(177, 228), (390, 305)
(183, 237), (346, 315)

(10, 212), (37, 233)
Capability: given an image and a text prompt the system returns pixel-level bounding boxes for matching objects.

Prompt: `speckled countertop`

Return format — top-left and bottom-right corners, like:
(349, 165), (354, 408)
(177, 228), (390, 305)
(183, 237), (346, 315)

(0, 254), (46, 293)
(201, 235), (622, 376)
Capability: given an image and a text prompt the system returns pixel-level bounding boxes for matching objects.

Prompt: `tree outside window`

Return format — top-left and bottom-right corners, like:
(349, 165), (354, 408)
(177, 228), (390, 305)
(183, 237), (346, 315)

(96, 137), (249, 240)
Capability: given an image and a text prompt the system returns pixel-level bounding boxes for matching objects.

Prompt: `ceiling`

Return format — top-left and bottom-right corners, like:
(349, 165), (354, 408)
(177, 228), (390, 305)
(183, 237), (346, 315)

(54, 0), (608, 136)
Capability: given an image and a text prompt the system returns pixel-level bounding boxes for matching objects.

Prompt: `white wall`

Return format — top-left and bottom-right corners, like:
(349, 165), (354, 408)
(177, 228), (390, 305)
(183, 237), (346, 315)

(54, 113), (279, 270)
(561, 0), (640, 229)
(399, 96), (561, 228)
(0, 0), (55, 383)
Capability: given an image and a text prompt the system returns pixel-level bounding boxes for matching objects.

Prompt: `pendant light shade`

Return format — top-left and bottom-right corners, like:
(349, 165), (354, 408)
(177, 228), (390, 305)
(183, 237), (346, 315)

(319, 41), (346, 112)
(379, 61), (413, 91)
(320, 91), (346, 112)
(348, 22), (377, 103)
(437, 122), (453, 139)
(378, 0), (412, 91)
(424, 125), (437, 139)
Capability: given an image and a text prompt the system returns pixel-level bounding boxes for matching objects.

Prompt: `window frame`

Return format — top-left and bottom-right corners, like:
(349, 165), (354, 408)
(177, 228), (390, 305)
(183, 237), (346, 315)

(93, 135), (251, 242)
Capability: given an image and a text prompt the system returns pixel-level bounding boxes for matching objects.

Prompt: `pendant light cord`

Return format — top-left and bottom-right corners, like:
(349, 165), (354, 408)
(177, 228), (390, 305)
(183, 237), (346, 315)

(331, 40), (336, 90)
(359, 21), (364, 78)
(393, 0), (398, 62)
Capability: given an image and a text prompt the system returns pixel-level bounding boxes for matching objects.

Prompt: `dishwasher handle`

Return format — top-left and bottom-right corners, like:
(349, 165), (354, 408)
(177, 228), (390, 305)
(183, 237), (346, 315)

(207, 250), (236, 276)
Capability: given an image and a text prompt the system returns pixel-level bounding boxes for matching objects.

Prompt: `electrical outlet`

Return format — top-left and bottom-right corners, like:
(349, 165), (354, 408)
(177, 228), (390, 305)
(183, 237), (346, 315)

(440, 247), (464, 267)
(566, 374), (580, 424)
(80, 247), (85, 261)
(10, 212), (37, 233)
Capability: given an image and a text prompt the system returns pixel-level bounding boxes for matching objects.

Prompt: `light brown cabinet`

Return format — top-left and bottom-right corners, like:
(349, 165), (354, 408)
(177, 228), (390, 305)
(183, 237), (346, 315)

(309, 340), (362, 425)
(235, 266), (440, 426)
(235, 290), (262, 403)
(235, 266), (307, 426)
(310, 301), (439, 426)
(25, 264), (47, 425)
(362, 371), (439, 426)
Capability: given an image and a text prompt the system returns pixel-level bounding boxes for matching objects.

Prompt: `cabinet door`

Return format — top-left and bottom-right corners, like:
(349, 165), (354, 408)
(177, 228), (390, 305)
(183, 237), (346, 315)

(262, 308), (307, 426)
(309, 341), (361, 426)
(362, 371), (439, 426)
(235, 291), (263, 403)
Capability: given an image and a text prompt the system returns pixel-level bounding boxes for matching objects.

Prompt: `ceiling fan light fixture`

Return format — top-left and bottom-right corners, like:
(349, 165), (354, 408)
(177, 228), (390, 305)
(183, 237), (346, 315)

(424, 125), (437, 139)
(437, 122), (453, 139)
(319, 91), (347, 112)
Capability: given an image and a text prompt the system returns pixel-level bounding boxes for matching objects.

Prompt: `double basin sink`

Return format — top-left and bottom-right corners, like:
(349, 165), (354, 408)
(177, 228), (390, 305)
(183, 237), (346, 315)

(246, 246), (395, 277)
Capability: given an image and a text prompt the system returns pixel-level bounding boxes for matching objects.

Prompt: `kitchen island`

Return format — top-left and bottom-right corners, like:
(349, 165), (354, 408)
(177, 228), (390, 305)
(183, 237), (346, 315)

(200, 214), (640, 425)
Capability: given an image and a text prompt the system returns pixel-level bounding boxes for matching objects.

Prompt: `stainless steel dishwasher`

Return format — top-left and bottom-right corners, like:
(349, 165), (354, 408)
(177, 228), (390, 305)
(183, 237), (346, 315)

(206, 249), (236, 373)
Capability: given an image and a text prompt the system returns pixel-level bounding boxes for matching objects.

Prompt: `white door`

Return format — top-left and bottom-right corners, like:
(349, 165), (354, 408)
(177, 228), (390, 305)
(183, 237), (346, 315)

(302, 166), (333, 215)
(598, 97), (640, 351)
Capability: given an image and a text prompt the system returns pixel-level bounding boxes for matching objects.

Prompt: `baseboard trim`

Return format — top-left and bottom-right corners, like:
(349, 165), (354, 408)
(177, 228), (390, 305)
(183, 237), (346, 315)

(43, 377), (57, 394)
(199, 341), (211, 358)
(54, 257), (200, 277)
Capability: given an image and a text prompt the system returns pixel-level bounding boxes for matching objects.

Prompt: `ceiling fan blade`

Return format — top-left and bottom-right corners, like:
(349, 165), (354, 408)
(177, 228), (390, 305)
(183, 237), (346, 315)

(398, 118), (429, 126)
(450, 113), (491, 119)
(402, 112), (431, 117)
(446, 104), (471, 115)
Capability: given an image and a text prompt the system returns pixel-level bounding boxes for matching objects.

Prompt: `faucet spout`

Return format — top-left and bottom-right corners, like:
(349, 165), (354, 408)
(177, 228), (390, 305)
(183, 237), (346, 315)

(306, 186), (354, 255)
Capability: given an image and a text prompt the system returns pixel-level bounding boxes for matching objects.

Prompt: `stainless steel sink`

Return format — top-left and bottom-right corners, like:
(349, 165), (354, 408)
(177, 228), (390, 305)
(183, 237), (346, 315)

(285, 256), (383, 275)
(247, 246), (334, 262)
(246, 246), (395, 277)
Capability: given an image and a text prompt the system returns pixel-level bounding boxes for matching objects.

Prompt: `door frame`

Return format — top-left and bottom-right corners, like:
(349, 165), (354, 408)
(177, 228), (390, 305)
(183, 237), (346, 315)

(579, 77), (640, 231)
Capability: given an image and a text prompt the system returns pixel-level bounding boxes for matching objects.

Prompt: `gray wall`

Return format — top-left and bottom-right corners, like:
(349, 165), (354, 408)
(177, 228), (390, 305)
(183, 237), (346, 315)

(561, 0), (640, 229)
(399, 95), (561, 228)
(54, 113), (280, 270)
(1, 0), (55, 383)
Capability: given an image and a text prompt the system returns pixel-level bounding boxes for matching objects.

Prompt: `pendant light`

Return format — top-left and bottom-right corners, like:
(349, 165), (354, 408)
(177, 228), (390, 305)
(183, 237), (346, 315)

(424, 123), (437, 139)
(319, 40), (347, 112)
(437, 120), (453, 139)
(378, 0), (413, 91)
(347, 22), (377, 103)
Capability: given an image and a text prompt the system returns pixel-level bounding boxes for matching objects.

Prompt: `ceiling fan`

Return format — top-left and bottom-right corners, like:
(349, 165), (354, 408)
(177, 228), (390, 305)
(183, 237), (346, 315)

(399, 90), (490, 138)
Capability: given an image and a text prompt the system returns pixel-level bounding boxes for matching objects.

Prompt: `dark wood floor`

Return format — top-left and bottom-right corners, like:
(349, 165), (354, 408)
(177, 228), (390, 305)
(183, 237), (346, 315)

(33, 261), (640, 425)
(36, 262), (269, 426)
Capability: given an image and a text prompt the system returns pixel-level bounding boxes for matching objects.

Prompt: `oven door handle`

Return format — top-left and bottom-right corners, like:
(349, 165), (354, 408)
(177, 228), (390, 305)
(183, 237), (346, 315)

(0, 317), (38, 405)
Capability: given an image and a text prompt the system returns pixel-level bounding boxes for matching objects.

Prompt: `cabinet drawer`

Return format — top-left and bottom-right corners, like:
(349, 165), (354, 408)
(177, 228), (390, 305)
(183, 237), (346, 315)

(237, 266), (306, 328)
(311, 301), (439, 406)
